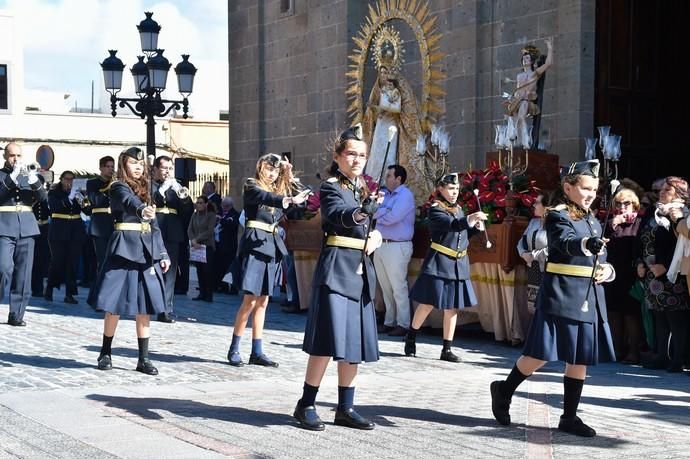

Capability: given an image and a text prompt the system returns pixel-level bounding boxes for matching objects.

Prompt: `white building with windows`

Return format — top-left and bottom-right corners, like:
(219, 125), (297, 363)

(0, 10), (229, 184)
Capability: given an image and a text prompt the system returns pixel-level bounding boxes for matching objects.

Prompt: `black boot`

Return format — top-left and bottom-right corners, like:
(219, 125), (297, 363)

(404, 329), (417, 357)
(44, 286), (53, 301)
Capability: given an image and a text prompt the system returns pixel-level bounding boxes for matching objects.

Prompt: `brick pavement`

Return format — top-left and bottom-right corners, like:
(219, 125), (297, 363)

(1, 287), (689, 458)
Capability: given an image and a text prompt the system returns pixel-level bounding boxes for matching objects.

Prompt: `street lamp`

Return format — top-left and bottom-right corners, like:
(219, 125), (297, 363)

(100, 11), (197, 158)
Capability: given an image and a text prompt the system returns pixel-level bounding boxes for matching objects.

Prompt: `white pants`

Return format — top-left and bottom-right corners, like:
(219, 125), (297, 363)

(373, 240), (413, 329)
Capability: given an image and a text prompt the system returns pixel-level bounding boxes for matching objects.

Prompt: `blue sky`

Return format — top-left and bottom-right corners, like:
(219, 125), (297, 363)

(0, 0), (228, 117)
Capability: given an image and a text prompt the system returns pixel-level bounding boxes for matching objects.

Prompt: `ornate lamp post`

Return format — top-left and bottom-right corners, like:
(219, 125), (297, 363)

(100, 12), (197, 158)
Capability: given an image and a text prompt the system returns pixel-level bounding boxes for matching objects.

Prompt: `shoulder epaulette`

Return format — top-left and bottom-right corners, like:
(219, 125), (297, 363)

(430, 202), (439, 207)
(326, 177), (338, 183)
(553, 204), (567, 211)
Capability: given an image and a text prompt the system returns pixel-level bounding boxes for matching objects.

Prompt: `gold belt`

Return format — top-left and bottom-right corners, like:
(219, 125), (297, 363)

(92, 207), (111, 214)
(546, 262), (595, 277)
(0, 205), (33, 212)
(37, 219), (49, 225)
(325, 235), (365, 250)
(246, 220), (278, 233)
(51, 213), (81, 220)
(430, 242), (467, 258)
(155, 207), (177, 215)
(115, 222), (151, 233)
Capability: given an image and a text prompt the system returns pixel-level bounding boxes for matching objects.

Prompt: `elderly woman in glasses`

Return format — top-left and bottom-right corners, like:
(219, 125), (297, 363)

(638, 176), (690, 372)
(603, 188), (644, 364)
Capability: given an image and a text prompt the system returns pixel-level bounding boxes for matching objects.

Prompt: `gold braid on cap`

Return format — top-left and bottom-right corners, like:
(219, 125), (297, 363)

(371, 25), (404, 74)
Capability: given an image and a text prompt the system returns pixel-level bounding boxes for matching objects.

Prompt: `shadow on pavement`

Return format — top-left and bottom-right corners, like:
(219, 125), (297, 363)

(81, 346), (226, 365)
(0, 351), (93, 369)
(86, 394), (293, 427)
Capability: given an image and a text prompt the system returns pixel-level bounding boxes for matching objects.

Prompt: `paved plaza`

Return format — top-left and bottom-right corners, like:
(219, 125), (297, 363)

(1, 284), (689, 459)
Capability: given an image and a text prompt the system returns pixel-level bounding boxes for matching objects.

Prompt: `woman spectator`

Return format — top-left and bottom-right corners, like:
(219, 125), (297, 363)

(188, 195), (217, 302)
(604, 188), (644, 364)
(45, 170), (86, 304)
(639, 176), (689, 372)
(517, 192), (550, 313)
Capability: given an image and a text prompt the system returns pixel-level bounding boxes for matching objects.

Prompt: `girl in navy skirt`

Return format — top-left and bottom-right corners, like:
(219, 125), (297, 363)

(490, 159), (616, 437)
(404, 173), (487, 362)
(226, 154), (309, 367)
(89, 147), (170, 376)
(294, 124), (384, 431)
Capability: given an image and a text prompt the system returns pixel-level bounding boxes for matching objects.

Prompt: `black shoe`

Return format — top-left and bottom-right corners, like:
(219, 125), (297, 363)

(157, 313), (175, 323)
(558, 415), (596, 437)
(44, 287), (53, 302)
(135, 359), (159, 376)
(334, 408), (375, 430)
(249, 353), (279, 367)
(282, 303), (303, 314)
(293, 404), (325, 431)
(7, 313), (26, 327)
(192, 296), (204, 301)
(404, 335), (416, 357)
(490, 381), (512, 426)
(202, 296), (214, 303)
(64, 295), (78, 304)
(32, 291), (43, 298)
(227, 350), (244, 367)
(440, 349), (461, 363)
(97, 354), (112, 370)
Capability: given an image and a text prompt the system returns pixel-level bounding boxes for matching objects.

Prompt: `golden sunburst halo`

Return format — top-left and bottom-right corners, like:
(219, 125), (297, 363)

(346, 0), (445, 133)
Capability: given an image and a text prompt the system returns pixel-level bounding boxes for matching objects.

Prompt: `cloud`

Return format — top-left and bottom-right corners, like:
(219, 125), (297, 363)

(1, 0), (227, 117)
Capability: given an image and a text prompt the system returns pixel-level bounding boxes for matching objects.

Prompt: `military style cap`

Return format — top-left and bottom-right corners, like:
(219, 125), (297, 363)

(338, 123), (364, 143)
(121, 146), (144, 161)
(259, 153), (282, 167)
(436, 172), (459, 186)
(561, 159), (600, 179)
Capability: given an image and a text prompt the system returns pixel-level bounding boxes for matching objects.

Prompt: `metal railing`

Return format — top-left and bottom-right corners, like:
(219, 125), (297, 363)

(187, 171), (231, 204)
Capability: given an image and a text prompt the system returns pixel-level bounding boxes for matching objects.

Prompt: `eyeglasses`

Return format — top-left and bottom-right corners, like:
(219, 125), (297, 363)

(615, 201), (632, 207)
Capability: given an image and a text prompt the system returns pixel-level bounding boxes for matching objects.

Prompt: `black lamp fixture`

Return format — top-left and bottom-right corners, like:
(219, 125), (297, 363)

(100, 11), (197, 158)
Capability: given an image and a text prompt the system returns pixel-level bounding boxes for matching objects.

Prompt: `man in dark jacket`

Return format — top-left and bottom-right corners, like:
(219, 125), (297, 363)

(0, 142), (48, 326)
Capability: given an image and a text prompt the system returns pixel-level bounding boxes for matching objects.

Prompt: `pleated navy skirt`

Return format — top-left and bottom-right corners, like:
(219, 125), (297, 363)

(230, 252), (279, 297)
(409, 273), (478, 310)
(87, 255), (166, 316)
(522, 305), (616, 365)
(302, 285), (380, 364)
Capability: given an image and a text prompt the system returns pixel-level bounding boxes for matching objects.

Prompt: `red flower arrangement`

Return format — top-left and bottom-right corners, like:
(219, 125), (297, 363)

(417, 161), (540, 225)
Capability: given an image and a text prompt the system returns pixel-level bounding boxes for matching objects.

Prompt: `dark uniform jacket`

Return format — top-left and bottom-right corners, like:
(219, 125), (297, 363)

(107, 182), (168, 264)
(538, 206), (610, 323)
(33, 199), (50, 227)
(312, 174), (376, 301)
(420, 202), (479, 280)
(152, 181), (193, 244)
(47, 187), (87, 242)
(239, 178), (288, 259)
(86, 176), (114, 238)
(0, 166), (46, 238)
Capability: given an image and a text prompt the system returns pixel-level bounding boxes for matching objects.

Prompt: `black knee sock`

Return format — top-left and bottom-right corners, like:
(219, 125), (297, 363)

(137, 337), (149, 362)
(99, 335), (114, 358)
(298, 382), (319, 408)
(337, 386), (355, 411)
(442, 339), (452, 352)
(502, 365), (529, 398)
(407, 327), (419, 340)
(562, 376), (585, 418)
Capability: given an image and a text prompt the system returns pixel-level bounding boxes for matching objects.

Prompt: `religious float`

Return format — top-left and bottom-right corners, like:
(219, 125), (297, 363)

(285, 0), (559, 343)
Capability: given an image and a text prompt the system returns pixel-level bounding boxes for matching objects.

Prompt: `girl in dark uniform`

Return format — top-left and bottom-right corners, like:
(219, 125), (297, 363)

(226, 154), (309, 367)
(88, 147), (170, 375)
(490, 159), (616, 437)
(44, 170), (87, 304)
(293, 125), (384, 431)
(404, 173), (487, 362)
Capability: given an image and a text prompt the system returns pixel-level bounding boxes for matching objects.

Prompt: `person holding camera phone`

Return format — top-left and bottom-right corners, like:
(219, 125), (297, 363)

(603, 187), (644, 364)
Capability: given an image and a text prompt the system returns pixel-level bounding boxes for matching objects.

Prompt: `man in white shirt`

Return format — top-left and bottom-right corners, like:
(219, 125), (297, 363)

(373, 165), (416, 336)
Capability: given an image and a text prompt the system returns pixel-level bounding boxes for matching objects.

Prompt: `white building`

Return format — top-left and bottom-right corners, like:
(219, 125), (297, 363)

(0, 10), (229, 183)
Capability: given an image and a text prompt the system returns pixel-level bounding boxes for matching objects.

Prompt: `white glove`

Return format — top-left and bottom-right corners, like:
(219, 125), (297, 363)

(9, 163), (21, 183)
(159, 178), (174, 195)
(467, 211), (488, 229)
(27, 171), (39, 184)
(68, 188), (77, 202)
(366, 229), (383, 255)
